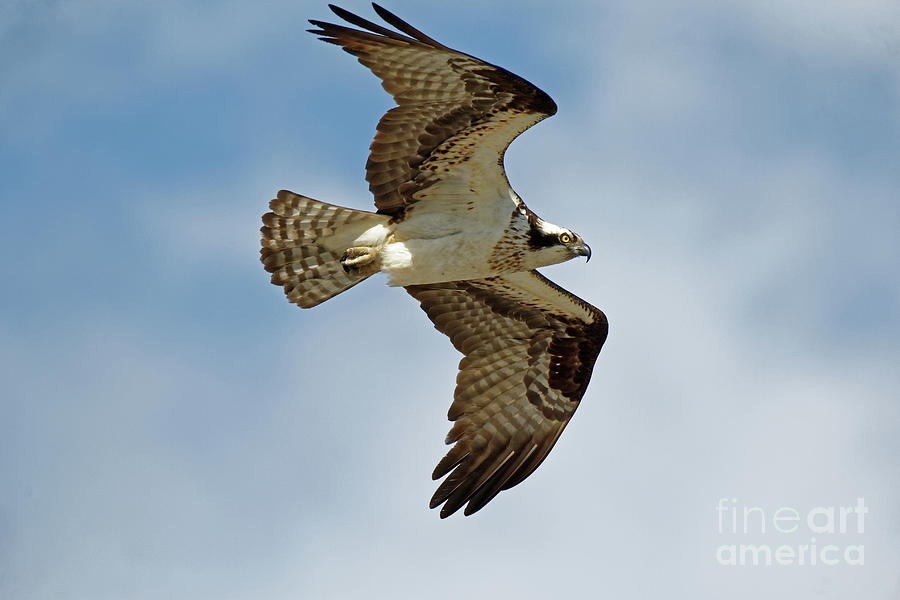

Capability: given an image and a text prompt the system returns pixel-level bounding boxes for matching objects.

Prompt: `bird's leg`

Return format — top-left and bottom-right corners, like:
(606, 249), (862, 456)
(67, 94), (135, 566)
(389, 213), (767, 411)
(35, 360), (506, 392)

(341, 246), (380, 276)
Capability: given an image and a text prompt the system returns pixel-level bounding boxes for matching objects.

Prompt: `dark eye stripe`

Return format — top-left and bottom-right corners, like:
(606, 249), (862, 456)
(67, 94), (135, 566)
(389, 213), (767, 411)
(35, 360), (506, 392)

(528, 228), (558, 250)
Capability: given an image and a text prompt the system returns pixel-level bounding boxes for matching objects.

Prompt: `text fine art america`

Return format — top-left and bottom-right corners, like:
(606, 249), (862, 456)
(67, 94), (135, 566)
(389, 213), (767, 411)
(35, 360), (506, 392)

(260, 4), (609, 517)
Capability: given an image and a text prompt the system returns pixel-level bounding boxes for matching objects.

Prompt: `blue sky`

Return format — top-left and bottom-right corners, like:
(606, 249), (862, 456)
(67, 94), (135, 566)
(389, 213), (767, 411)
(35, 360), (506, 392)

(2, 1), (899, 598)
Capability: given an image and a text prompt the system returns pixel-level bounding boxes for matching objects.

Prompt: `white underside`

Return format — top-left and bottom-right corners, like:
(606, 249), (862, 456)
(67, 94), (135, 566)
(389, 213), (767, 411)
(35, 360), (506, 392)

(349, 195), (512, 286)
(380, 235), (502, 286)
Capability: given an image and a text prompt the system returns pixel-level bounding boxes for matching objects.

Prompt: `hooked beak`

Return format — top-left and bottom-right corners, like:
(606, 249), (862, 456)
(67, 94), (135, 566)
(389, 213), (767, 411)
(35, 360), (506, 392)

(574, 242), (592, 262)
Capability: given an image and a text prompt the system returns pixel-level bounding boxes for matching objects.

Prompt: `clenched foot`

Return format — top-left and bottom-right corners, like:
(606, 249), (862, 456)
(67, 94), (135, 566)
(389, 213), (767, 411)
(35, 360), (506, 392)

(341, 246), (379, 276)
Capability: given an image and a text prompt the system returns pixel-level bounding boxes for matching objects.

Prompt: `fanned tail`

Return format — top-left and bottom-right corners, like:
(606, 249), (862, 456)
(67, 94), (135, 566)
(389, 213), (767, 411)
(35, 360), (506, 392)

(260, 190), (388, 308)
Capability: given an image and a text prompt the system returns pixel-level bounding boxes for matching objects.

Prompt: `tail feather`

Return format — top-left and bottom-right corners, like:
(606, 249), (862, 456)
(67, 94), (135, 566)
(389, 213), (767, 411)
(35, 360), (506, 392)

(261, 190), (387, 308)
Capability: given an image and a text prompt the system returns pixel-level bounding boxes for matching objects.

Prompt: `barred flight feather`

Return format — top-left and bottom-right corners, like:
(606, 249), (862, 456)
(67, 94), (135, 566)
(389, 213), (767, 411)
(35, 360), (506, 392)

(261, 190), (387, 308)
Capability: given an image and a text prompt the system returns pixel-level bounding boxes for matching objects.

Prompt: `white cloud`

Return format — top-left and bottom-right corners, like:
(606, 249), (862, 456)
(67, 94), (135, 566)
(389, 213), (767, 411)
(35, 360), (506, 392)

(728, 0), (900, 63)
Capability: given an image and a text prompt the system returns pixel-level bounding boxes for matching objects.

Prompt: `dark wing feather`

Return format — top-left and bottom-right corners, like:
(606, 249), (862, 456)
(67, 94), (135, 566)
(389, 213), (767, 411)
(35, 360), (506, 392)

(308, 4), (557, 219)
(406, 271), (608, 517)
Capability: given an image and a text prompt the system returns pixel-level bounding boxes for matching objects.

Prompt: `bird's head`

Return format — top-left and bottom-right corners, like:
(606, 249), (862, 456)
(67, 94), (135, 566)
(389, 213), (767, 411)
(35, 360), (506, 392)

(527, 219), (591, 267)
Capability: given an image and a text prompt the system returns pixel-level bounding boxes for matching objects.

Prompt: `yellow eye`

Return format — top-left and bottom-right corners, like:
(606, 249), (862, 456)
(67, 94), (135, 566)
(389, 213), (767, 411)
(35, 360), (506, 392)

(559, 233), (572, 244)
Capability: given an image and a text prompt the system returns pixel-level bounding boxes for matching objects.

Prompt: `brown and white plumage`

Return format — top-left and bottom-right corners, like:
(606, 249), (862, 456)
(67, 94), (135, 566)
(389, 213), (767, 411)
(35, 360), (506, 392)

(261, 4), (609, 517)
(407, 271), (607, 517)
(308, 3), (556, 220)
(261, 191), (386, 307)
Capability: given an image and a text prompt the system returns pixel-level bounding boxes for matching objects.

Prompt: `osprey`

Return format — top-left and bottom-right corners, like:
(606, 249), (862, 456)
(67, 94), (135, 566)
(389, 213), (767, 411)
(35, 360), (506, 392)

(260, 3), (609, 517)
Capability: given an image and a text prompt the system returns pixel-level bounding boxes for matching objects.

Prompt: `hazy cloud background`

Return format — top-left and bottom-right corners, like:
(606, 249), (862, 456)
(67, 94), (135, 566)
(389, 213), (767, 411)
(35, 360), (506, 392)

(2, 1), (898, 598)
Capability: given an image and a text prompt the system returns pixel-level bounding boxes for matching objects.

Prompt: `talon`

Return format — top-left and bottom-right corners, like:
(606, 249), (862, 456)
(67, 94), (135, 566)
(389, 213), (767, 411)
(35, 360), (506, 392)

(340, 246), (380, 276)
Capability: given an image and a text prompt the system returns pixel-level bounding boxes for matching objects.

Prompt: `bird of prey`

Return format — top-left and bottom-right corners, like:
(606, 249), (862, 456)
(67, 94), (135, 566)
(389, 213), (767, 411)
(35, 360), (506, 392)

(260, 3), (609, 517)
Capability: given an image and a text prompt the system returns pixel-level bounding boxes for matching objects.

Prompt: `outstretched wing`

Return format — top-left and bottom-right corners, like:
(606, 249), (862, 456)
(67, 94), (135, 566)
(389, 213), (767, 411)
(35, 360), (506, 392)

(308, 4), (557, 220)
(405, 271), (608, 517)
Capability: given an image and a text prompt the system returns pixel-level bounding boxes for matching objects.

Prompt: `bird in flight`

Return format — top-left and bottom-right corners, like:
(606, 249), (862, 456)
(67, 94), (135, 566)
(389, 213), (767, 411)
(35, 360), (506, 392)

(260, 3), (609, 517)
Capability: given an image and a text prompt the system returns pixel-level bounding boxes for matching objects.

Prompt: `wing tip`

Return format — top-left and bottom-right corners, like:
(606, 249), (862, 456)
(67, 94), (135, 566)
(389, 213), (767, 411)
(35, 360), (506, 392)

(429, 491), (494, 518)
(327, 3), (353, 21)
